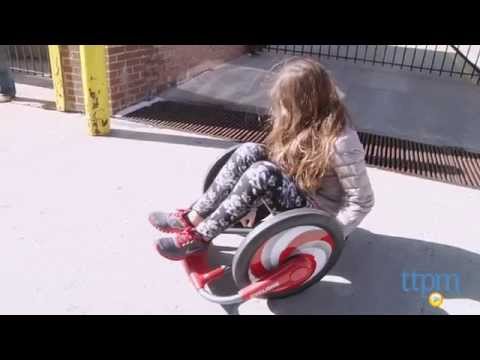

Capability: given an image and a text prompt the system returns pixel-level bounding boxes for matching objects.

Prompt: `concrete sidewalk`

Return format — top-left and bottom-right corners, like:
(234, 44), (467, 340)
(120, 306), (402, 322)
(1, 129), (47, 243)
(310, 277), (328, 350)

(1, 101), (480, 315)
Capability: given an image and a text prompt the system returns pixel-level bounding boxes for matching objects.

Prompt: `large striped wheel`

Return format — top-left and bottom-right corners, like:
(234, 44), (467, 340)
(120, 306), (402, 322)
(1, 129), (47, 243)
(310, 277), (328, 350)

(232, 208), (345, 299)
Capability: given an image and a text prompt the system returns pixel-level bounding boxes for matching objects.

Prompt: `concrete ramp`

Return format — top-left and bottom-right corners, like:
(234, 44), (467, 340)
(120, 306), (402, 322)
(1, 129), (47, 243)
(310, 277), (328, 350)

(159, 53), (480, 153)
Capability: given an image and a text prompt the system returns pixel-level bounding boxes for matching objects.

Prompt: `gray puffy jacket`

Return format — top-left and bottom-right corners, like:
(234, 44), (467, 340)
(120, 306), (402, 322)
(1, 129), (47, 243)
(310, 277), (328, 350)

(307, 126), (375, 237)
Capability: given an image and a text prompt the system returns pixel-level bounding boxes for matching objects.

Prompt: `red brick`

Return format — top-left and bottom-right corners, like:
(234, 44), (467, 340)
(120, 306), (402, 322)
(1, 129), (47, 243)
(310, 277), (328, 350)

(117, 53), (135, 62)
(63, 65), (74, 73)
(128, 72), (140, 80)
(108, 62), (125, 71)
(128, 79), (144, 88)
(108, 70), (121, 79)
(107, 55), (118, 63)
(133, 64), (144, 73)
(68, 58), (81, 66)
(126, 59), (141, 67)
(133, 49), (151, 58)
(108, 46), (126, 55)
(111, 93), (124, 101)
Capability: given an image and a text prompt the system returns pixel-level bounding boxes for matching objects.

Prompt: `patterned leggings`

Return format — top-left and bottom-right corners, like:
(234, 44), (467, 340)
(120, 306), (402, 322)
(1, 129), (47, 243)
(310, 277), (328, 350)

(192, 143), (313, 241)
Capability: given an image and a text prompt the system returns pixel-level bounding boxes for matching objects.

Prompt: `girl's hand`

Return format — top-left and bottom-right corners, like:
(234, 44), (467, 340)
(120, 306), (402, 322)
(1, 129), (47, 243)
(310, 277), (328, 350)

(240, 208), (257, 228)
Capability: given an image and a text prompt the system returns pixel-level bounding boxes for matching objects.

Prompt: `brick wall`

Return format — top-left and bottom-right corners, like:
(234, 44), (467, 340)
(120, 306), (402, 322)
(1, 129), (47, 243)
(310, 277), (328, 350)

(60, 45), (247, 114)
(106, 45), (154, 114)
(60, 45), (84, 112)
(106, 45), (247, 114)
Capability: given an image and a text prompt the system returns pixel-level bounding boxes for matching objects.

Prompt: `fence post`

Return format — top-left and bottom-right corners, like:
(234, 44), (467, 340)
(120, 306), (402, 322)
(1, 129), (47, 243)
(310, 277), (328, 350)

(47, 45), (66, 112)
(79, 45), (110, 136)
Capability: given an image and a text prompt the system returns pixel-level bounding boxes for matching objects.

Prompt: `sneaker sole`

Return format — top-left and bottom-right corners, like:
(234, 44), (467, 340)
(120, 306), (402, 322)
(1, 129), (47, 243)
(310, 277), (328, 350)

(148, 216), (184, 234)
(155, 243), (184, 261)
(155, 243), (209, 262)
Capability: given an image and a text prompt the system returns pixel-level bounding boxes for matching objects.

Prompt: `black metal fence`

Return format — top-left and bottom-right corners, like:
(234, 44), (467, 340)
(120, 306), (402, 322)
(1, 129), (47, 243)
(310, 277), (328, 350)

(263, 45), (480, 85)
(6, 45), (479, 85)
(7, 45), (51, 78)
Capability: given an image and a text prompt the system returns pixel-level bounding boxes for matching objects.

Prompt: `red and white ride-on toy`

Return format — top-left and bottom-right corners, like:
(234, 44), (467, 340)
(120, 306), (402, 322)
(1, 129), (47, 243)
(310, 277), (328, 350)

(158, 144), (346, 305)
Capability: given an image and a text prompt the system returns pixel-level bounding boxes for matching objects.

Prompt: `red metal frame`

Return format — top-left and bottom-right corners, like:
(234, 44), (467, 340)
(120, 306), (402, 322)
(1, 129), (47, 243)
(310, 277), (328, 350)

(181, 251), (315, 301)
(182, 252), (228, 290)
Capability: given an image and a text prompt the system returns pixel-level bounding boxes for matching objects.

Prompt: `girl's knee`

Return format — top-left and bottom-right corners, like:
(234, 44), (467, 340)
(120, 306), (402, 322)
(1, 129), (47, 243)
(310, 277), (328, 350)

(250, 160), (277, 170)
(247, 160), (282, 179)
(235, 142), (266, 159)
(240, 142), (264, 150)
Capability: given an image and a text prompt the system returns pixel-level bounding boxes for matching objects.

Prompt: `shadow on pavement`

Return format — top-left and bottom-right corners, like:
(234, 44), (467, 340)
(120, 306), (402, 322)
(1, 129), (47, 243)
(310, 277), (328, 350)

(206, 228), (480, 315)
(13, 96), (56, 110)
(108, 128), (239, 150)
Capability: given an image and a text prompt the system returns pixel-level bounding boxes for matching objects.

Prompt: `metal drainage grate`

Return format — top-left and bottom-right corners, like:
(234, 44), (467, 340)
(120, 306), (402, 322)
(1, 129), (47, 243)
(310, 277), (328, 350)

(124, 101), (480, 190)
(358, 132), (480, 189)
(125, 101), (269, 143)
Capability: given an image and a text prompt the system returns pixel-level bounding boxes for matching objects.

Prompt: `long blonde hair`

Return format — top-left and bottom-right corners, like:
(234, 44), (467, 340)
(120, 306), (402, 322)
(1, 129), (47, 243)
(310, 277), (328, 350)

(264, 57), (350, 193)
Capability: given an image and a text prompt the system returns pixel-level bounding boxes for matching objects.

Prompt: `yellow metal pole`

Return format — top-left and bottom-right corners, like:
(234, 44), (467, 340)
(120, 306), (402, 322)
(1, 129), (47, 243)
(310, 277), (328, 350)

(48, 45), (66, 112)
(79, 45), (110, 136)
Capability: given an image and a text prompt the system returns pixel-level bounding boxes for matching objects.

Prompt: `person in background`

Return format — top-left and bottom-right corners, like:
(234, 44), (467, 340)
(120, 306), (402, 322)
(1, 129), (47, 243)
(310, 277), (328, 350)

(0, 45), (16, 103)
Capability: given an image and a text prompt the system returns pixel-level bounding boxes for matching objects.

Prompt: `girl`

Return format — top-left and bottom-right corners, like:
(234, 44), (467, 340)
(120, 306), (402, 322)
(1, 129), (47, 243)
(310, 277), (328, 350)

(149, 57), (375, 261)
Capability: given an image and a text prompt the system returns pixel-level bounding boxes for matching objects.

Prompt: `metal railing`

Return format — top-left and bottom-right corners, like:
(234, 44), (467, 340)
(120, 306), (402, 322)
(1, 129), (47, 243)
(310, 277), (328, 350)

(263, 45), (480, 85)
(7, 45), (51, 78)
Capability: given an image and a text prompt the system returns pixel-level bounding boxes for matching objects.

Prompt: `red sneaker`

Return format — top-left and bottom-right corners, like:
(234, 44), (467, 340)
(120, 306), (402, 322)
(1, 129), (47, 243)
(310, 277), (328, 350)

(155, 227), (210, 261)
(148, 209), (194, 233)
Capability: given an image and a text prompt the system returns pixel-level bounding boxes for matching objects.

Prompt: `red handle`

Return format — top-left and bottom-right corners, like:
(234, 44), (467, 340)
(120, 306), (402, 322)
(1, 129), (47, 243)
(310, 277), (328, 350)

(182, 253), (228, 289)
